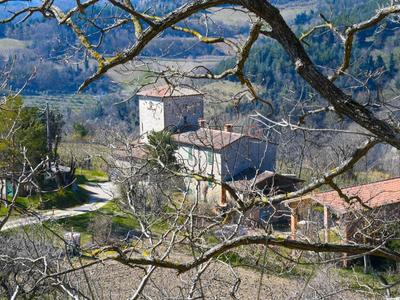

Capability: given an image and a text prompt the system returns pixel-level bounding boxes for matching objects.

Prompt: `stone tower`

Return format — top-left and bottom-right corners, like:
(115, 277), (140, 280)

(137, 85), (204, 141)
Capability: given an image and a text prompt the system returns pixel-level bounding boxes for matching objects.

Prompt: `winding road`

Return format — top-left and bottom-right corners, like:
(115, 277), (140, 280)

(1, 182), (116, 231)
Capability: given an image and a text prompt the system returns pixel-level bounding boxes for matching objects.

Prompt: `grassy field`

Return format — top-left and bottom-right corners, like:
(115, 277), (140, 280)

(0, 168), (109, 218)
(280, 1), (316, 21)
(0, 186), (89, 217)
(50, 201), (139, 244)
(75, 168), (109, 183)
(0, 195), (40, 218)
(200, 80), (264, 121)
(48, 199), (400, 298)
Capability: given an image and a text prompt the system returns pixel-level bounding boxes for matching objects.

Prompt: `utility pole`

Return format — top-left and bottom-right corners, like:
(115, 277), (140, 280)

(46, 102), (52, 168)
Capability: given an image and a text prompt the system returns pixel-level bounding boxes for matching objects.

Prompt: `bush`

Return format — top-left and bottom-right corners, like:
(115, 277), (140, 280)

(38, 187), (87, 210)
(73, 122), (89, 138)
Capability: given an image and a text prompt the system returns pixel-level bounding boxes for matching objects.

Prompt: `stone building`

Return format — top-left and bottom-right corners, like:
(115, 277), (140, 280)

(136, 84), (300, 209)
(172, 123), (277, 203)
(137, 85), (204, 142)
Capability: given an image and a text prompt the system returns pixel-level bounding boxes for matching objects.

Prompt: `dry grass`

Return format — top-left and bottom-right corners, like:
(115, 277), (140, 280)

(206, 7), (254, 27)
(69, 259), (371, 299)
(58, 141), (111, 170)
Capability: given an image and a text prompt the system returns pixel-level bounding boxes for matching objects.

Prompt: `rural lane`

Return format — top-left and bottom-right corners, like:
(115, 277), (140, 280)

(1, 182), (117, 231)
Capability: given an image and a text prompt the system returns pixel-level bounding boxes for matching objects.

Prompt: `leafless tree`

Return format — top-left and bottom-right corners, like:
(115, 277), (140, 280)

(1, 0), (400, 298)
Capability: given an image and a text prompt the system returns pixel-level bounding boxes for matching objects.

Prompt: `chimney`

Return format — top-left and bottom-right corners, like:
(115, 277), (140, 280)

(198, 118), (206, 128)
(224, 123), (233, 132)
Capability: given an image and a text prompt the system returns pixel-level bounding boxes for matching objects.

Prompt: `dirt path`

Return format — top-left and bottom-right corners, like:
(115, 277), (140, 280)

(1, 182), (116, 231)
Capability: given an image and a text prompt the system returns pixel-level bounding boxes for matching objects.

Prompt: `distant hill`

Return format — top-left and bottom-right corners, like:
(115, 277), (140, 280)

(1, 0), (398, 124)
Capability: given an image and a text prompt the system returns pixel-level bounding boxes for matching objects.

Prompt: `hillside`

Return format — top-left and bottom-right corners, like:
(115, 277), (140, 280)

(0, 0), (317, 95)
(0, 0), (398, 132)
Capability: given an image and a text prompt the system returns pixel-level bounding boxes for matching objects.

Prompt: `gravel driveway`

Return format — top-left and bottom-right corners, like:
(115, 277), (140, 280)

(1, 182), (116, 231)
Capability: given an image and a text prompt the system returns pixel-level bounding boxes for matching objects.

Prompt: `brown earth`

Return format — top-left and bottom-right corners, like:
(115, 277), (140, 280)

(70, 259), (375, 299)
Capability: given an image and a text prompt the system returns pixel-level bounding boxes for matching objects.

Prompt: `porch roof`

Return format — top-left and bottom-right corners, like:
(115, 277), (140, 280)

(285, 177), (400, 215)
(227, 168), (303, 195)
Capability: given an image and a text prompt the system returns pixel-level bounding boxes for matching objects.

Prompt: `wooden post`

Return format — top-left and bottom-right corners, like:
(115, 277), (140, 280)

(198, 118), (206, 128)
(220, 185), (227, 206)
(46, 102), (52, 169)
(290, 207), (298, 240)
(342, 224), (349, 268)
(362, 236), (370, 274)
(1, 179), (5, 200)
(323, 205), (330, 243)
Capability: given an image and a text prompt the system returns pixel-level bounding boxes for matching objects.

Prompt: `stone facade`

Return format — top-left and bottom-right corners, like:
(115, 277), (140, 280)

(138, 88), (204, 142)
(220, 137), (276, 181)
(163, 95), (204, 131)
(139, 98), (165, 138)
(176, 145), (223, 180)
(137, 84), (278, 204)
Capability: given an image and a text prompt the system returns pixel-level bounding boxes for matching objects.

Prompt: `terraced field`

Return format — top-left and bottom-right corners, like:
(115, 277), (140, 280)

(23, 94), (100, 114)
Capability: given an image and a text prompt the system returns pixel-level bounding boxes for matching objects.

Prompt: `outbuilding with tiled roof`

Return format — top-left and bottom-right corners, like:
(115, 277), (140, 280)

(283, 177), (400, 244)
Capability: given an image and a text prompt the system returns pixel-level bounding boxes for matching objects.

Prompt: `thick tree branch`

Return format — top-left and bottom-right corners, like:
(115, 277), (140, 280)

(77, 0), (238, 91)
(260, 137), (379, 205)
(80, 233), (400, 275)
(332, 4), (400, 81)
(242, 0), (400, 149)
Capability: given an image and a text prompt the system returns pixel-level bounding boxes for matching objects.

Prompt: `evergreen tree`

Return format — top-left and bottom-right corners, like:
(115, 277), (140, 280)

(145, 130), (178, 170)
(0, 96), (47, 172)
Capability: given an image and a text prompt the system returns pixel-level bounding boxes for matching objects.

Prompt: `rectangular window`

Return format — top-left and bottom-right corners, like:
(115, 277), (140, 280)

(207, 151), (213, 165)
(188, 147), (193, 160)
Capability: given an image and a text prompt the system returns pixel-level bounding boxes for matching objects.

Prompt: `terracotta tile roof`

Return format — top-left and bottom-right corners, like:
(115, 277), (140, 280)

(289, 177), (400, 215)
(113, 145), (149, 160)
(171, 128), (248, 150)
(136, 84), (202, 98)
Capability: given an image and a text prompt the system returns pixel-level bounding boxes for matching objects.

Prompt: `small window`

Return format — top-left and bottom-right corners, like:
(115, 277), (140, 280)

(188, 147), (193, 160)
(207, 151), (213, 165)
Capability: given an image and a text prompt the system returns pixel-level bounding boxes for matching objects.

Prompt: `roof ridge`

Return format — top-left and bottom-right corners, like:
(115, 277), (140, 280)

(197, 127), (264, 140)
(137, 84), (203, 97)
(198, 127), (245, 136)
